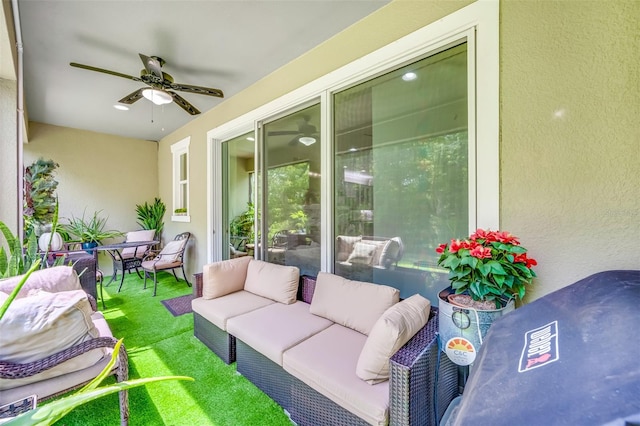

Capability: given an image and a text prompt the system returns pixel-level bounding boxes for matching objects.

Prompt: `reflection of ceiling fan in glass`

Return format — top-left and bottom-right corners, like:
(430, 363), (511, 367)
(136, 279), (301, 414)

(268, 115), (319, 146)
(70, 53), (224, 115)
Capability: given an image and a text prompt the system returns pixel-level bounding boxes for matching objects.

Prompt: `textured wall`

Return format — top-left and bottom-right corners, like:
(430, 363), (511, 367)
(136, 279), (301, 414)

(24, 122), (159, 275)
(0, 78), (17, 233)
(500, 0), (640, 300)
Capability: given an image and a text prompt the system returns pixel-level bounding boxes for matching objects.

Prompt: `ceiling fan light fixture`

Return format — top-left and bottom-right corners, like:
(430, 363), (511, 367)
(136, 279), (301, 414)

(113, 104), (129, 111)
(298, 136), (316, 146)
(142, 88), (173, 105)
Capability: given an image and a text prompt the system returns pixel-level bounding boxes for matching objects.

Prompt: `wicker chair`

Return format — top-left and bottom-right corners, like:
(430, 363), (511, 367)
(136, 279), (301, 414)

(0, 267), (129, 424)
(141, 232), (191, 296)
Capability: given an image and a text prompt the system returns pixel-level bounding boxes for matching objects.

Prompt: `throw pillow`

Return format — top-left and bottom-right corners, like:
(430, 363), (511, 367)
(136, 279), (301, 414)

(202, 256), (252, 299)
(356, 294), (431, 384)
(244, 260), (300, 304)
(346, 241), (377, 265)
(309, 272), (400, 335)
(336, 235), (362, 261)
(0, 266), (82, 299)
(379, 238), (402, 268)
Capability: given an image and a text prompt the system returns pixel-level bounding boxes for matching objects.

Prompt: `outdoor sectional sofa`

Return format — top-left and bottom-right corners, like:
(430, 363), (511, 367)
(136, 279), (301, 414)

(192, 257), (458, 426)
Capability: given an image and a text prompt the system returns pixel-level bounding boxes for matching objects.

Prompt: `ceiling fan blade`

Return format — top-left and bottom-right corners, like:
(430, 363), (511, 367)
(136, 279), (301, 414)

(139, 53), (164, 79)
(170, 92), (201, 115)
(169, 82), (224, 98)
(70, 62), (141, 82)
(118, 89), (144, 104)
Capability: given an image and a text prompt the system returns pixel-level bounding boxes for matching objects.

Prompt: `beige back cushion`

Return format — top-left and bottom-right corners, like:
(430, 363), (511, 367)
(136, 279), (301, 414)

(309, 272), (400, 335)
(0, 289), (104, 365)
(158, 239), (187, 261)
(244, 260), (300, 305)
(0, 266), (82, 299)
(356, 294), (431, 384)
(202, 256), (252, 299)
(336, 235), (362, 261)
(122, 229), (156, 258)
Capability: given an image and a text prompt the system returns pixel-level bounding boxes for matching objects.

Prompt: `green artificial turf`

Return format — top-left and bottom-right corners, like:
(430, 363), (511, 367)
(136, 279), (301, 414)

(52, 272), (292, 426)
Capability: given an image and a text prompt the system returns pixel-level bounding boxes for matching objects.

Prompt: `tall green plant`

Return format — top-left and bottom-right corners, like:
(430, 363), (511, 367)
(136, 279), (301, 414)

(135, 198), (166, 240)
(23, 158), (59, 237)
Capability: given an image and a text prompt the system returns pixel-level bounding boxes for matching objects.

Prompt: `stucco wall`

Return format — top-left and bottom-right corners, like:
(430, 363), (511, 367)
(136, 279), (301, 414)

(0, 78), (17, 234)
(500, 0), (640, 300)
(157, 0), (473, 283)
(24, 122), (159, 275)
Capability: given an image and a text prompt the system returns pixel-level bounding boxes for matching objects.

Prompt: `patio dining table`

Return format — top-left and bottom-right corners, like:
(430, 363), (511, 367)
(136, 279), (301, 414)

(95, 240), (159, 291)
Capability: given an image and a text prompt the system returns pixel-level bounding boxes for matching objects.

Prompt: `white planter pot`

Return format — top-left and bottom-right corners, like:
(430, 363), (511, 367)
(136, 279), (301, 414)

(38, 232), (63, 251)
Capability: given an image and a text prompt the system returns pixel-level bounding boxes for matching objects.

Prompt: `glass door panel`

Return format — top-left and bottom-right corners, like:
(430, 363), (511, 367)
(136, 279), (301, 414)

(333, 43), (468, 301)
(260, 104), (322, 276)
(222, 132), (255, 260)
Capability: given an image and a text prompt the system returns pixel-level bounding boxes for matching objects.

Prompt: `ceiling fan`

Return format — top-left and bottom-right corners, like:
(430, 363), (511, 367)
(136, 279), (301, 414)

(268, 115), (319, 146)
(70, 53), (224, 115)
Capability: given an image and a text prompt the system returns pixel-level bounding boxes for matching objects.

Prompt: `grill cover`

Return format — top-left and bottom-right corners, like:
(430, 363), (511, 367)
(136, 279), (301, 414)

(448, 270), (640, 426)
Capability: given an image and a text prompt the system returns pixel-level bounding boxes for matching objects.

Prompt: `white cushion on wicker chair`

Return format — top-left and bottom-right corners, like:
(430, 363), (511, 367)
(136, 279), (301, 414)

(0, 266), (82, 299)
(0, 289), (106, 390)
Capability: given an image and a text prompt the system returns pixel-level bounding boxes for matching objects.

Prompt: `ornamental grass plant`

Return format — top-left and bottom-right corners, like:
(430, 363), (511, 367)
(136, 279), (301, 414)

(436, 228), (537, 308)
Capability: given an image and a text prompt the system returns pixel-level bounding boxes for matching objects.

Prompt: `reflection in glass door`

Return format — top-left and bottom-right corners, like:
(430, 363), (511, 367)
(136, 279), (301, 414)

(221, 132), (255, 260)
(258, 104), (322, 276)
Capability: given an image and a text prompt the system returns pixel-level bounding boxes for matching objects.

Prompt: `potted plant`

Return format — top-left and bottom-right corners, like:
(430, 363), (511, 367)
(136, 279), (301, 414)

(434, 228), (537, 366)
(135, 197), (166, 240)
(23, 157), (59, 240)
(61, 210), (122, 252)
(174, 208), (187, 216)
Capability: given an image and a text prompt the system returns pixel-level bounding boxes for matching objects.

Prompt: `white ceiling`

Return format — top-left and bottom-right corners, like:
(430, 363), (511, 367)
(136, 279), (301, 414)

(13, 0), (390, 142)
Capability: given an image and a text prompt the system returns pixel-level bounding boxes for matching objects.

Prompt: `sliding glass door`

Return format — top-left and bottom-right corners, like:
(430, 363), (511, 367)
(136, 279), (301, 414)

(258, 104), (322, 276)
(333, 43), (468, 300)
(221, 132), (255, 260)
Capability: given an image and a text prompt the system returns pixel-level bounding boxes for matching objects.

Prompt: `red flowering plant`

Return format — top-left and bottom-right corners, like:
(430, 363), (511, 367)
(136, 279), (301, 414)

(436, 229), (537, 308)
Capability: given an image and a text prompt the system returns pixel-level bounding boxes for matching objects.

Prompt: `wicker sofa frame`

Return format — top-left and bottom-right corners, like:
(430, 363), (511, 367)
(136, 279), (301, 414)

(193, 273), (459, 426)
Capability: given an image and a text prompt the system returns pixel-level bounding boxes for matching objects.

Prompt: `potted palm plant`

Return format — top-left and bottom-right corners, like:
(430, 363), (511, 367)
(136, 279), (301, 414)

(61, 210), (122, 252)
(435, 228), (537, 366)
(135, 197), (166, 241)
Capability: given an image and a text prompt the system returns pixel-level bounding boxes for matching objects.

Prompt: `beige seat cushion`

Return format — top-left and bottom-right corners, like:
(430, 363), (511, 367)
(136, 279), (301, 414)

(356, 294), (431, 384)
(309, 272), (399, 335)
(191, 290), (274, 330)
(0, 289), (107, 390)
(227, 301), (332, 365)
(0, 311), (115, 403)
(202, 256), (252, 299)
(141, 259), (182, 271)
(244, 260), (299, 305)
(283, 324), (389, 426)
(0, 266), (82, 299)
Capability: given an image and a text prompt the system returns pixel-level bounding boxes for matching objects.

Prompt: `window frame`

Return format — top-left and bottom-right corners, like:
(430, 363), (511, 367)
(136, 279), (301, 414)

(171, 136), (191, 223)
(207, 1), (498, 264)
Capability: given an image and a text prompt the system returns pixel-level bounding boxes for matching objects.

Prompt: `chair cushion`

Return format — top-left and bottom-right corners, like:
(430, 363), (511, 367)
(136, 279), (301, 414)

(309, 272), (399, 335)
(356, 294), (431, 384)
(0, 311), (114, 399)
(121, 229), (156, 258)
(0, 266), (82, 299)
(202, 256), (251, 299)
(141, 259), (183, 271)
(157, 239), (187, 262)
(244, 260), (299, 305)
(0, 289), (105, 372)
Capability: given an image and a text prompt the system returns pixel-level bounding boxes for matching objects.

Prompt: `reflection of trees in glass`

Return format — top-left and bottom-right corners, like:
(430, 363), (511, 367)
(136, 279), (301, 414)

(334, 132), (468, 267)
(267, 162), (310, 241)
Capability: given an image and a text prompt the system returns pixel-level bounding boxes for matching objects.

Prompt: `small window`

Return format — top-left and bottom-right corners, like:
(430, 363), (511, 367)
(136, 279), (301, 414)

(171, 137), (190, 222)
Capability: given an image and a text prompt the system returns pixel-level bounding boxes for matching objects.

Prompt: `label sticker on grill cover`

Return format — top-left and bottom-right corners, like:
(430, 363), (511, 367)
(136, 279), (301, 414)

(519, 321), (559, 372)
